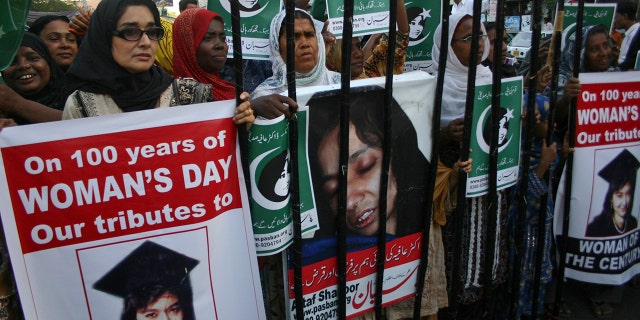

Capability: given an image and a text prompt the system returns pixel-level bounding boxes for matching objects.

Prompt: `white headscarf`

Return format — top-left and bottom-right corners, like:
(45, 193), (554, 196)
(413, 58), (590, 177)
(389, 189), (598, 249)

(432, 13), (492, 127)
(251, 8), (341, 98)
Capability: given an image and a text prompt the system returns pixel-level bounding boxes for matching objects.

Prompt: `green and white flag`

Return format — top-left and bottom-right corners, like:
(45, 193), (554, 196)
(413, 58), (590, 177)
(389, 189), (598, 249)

(0, 0), (31, 72)
(403, 0), (441, 73)
(248, 109), (319, 255)
(466, 76), (523, 197)
(207, 0), (281, 60)
(326, 0), (391, 38)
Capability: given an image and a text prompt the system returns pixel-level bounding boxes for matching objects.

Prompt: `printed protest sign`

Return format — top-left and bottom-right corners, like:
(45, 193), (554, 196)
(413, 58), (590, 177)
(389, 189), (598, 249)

(0, 0), (31, 71)
(249, 112), (319, 255)
(326, 0), (391, 38)
(285, 72), (435, 319)
(0, 102), (265, 319)
(466, 76), (523, 197)
(555, 71), (640, 285)
(560, 3), (616, 51)
(207, 0), (281, 60)
(403, 0), (441, 73)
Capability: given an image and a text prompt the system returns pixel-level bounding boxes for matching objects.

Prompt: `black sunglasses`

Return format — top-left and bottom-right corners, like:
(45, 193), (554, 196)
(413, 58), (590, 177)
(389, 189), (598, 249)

(112, 27), (165, 41)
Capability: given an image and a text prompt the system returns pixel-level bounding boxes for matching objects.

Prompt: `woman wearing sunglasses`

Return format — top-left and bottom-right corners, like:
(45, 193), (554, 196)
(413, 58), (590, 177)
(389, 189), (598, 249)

(63, 0), (253, 127)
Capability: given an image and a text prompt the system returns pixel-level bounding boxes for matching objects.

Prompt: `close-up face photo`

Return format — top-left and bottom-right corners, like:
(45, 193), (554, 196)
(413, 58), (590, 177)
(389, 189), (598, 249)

(197, 18), (228, 74)
(318, 123), (398, 236)
(451, 16), (485, 66)
(38, 19), (78, 68)
(3, 46), (51, 97)
(111, 5), (160, 73)
(278, 17), (318, 74)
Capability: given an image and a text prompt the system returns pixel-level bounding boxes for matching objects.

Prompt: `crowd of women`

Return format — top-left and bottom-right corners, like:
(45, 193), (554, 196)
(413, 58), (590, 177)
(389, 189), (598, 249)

(0, 0), (637, 318)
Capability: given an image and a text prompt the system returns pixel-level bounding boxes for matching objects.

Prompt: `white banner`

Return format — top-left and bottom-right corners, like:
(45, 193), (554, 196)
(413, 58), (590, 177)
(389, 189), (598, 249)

(0, 102), (265, 319)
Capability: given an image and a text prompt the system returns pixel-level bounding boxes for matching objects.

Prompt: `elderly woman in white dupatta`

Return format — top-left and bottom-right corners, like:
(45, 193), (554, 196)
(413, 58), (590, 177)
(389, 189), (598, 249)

(250, 8), (341, 119)
(431, 13), (510, 319)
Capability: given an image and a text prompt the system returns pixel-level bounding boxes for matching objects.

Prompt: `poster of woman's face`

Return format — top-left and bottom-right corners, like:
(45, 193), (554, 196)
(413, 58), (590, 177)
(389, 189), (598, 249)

(306, 86), (430, 239)
(586, 148), (640, 237)
(78, 231), (214, 320)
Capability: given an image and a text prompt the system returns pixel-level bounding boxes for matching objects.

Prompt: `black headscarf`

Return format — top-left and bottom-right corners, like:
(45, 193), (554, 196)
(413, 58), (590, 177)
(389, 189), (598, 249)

(12, 33), (68, 111)
(65, 0), (173, 112)
(28, 15), (71, 36)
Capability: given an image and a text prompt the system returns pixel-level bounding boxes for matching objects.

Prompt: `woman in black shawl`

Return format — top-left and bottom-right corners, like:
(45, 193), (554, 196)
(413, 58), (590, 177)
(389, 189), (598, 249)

(0, 32), (67, 124)
(62, 0), (253, 125)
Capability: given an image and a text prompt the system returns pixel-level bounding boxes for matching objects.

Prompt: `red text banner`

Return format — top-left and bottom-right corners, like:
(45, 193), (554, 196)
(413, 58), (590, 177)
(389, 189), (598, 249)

(2, 120), (241, 253)
(576, 80), (640, 148)
(0, 102), (265, 320)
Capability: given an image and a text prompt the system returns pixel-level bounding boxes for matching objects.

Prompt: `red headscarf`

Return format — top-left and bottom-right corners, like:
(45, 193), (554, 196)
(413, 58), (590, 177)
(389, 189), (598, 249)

(173, 8), (235, 101)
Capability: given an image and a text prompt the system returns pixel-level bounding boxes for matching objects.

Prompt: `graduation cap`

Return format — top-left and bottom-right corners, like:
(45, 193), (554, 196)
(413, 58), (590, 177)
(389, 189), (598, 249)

(598, 149), (640, 185)
(93, 241), (199, 298)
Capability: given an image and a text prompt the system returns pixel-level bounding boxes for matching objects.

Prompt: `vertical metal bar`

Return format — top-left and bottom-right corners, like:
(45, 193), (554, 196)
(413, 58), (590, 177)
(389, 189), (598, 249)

(555, 0), (584, 312)
(526, 0), (545, 317)
(413, 0), (449, 316)
(536, 7), (564, 316)
(230, 1), (250, 197)
(509, 0), (544, 317)
(338, 0), (354, 319)
(282, 2), (303, 320)
(374, 0), (397, 318)
(425, 1), (450, 318)
(483, 0), (506, 316)
(543, 6), (564, 317)
(450, 2), (483, 316)
(285, 2), (297, 102)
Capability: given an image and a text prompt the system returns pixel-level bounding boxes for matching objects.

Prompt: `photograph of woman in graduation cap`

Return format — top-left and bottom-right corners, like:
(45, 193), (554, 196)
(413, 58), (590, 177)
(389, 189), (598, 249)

(93, 241), (199, 320)
(586, 149), (640, 237)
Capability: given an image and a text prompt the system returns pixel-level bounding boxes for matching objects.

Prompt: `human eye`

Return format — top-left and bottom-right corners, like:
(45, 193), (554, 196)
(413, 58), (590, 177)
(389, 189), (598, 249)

(123, 28), (141, 39)
(47, 34), (61, 42)
(169, 305), (183, 313)
(27, 53), (42, 62)
(305, 31), (316, 38)
(66, 35), (77, 43)
(143, 311), (158, 318)
(357, 155), (377, 175)
(203, 33), (214, 41)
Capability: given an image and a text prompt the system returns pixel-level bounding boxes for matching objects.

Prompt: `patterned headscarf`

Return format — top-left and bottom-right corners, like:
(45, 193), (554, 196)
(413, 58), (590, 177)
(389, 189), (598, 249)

(250, 8), (340, 99)
(173, 8), (235, 101)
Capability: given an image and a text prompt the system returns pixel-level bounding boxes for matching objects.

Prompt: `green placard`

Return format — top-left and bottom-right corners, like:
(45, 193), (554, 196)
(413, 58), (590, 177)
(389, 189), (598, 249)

(0, 0), (31, 73)
(326, 0), (391, 38)
(248, 108), (318, 255)
(467, 76), (523, 197)
(207, 0), (281, 60)
(403, 0), (441, 73)
(561, 3), (616, 50)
